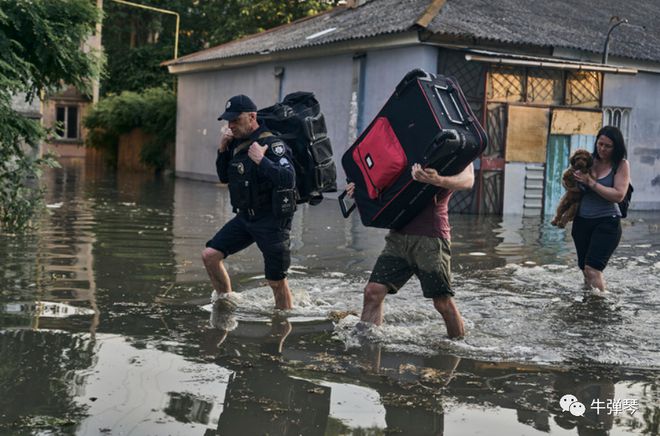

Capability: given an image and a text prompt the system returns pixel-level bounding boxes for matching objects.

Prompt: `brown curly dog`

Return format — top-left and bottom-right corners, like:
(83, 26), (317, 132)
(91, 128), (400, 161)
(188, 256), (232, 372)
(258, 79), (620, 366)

(551, 149), (593, 228)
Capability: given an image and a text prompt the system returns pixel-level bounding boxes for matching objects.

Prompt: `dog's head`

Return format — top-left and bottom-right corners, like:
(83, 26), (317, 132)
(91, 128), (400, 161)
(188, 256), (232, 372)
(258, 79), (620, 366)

(570, 149), (593, 172)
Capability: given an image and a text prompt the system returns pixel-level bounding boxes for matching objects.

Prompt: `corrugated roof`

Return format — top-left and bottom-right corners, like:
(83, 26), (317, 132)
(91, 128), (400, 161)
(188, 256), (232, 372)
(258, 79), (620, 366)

(167, 0), (429, 66)
(167, 0), (660, 67)
(429, 0), (660, 63)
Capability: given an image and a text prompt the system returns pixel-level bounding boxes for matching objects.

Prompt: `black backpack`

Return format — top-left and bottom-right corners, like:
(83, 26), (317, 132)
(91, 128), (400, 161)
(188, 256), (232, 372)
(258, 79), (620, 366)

(258, 92), (337, 205)
(619, 184), (634, 218)
(614, 163), (633, 218)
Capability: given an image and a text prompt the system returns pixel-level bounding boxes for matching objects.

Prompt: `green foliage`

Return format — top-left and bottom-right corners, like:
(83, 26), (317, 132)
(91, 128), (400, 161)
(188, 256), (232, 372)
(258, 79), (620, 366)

(0, 0), (100, 233)
(101, 0), (340, 93)
(205, 0), (340, 45)
(84, 87), (176, 170)
(103, 43), (173, 95)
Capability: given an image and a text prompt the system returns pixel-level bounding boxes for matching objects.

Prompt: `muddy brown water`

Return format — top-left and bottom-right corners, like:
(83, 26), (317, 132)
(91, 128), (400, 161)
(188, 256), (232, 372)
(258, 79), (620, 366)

(1, 159), (658, 435)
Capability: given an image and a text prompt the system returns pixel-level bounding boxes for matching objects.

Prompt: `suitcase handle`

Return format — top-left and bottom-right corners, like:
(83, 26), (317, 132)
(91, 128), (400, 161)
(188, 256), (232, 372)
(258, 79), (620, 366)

(339, 190), (356, 218)
(423, 130), (461, 166)
(395, 69), (432, 97)
(427, 130), (460, 150)
(433, 84), (465, 125)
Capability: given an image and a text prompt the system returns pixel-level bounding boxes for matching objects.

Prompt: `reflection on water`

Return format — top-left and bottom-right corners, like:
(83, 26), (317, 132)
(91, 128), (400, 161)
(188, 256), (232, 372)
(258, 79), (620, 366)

(0, 159), (658, 435)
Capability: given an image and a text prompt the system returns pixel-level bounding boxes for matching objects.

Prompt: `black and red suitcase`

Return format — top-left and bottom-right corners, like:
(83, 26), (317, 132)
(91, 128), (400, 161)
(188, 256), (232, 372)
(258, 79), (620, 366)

(340, 69), (487, 229)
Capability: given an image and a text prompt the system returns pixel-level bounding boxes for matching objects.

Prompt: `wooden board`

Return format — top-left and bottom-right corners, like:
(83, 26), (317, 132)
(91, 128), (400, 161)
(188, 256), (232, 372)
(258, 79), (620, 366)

(505, 105), (550, 163)
(551, 109), (602, 135)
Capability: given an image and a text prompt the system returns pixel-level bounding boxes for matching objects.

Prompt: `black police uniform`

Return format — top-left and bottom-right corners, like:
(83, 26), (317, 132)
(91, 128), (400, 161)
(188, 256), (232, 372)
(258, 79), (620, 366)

(206, 124), (296, 281)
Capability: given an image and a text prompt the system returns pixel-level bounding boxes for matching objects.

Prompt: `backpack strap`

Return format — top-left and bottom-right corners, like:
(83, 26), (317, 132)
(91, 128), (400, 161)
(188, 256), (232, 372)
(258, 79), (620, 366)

(232, 131), (274, 157)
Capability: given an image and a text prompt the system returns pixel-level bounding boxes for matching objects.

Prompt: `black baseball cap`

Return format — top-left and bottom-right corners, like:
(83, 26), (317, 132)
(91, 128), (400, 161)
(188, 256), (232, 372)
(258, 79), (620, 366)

(218, 94), (257, 121)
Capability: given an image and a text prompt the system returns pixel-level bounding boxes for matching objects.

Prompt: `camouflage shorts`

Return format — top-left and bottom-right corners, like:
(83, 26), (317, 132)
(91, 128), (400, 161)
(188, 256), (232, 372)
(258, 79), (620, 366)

(369, 231), (453, 298)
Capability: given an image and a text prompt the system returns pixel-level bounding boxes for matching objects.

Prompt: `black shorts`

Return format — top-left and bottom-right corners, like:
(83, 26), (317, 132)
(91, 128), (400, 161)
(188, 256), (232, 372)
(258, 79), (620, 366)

(206, 214), (292, 281)
(571, 215), (621, 271)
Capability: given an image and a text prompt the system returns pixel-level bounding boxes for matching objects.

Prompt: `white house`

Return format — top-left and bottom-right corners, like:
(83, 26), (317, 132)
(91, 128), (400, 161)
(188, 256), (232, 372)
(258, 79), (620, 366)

(165, 0), (660, 214)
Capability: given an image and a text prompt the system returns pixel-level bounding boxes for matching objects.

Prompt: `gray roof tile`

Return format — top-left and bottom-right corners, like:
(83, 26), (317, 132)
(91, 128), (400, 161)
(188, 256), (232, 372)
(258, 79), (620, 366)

(429, 0), (660, 62)
(168, 0), (660, 66)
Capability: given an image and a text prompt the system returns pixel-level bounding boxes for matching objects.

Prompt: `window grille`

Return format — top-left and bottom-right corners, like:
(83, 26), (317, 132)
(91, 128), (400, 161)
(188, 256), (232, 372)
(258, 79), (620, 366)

(603, 107), (631, 144)
(487, 66), (525, 102)
(565, 71), (600, 107)
(527, 69), (563, 105)
(488, 67), (601, 107)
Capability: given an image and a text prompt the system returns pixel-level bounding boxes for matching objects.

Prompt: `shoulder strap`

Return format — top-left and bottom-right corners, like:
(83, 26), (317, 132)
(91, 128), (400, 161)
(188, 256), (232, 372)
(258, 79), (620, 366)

(259, 131), (274, 139)
(232, 131), (274, 157)
(232, 138), (252, 157)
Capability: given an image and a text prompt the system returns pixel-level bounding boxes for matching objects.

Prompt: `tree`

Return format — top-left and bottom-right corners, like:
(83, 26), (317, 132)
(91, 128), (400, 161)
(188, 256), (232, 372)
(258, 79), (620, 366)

(0, 0), (101, 232)
(100, 0), (341, 94)
(204, 0), (341, 45)
(84, 87), (176, 170)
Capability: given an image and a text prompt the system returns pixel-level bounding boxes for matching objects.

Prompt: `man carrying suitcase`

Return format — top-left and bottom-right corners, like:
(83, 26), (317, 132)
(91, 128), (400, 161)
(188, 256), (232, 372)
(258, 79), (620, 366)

(202, 94), (296, 310)
(346, 162), (474, 338)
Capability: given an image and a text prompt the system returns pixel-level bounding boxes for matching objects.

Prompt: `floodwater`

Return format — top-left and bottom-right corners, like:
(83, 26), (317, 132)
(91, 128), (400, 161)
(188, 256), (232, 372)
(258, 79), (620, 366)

(1, 158), (658, 436)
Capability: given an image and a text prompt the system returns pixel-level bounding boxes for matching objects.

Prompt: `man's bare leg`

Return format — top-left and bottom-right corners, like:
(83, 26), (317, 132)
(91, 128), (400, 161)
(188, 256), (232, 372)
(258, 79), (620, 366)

(202, 247), (233, 295)
(433, 295), (465, 339)
(360, 282), (389, 325)
(268, 278), (293, 310)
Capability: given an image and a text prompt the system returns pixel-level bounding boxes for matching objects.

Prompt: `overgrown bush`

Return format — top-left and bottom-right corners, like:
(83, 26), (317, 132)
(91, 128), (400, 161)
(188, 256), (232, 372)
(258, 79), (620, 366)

(84, 87), (176, 171)
(0, 0), (100, 233)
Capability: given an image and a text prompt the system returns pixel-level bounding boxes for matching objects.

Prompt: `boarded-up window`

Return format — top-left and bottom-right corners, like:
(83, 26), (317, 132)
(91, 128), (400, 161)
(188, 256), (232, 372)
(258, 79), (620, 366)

(565, 71), (600, 107)
(487, 67), (601, 108)
(488, 66), (524, 102)
(551, 109), (602, 135)
(505, 105), (550, 163)
(527, 69), (563, 105)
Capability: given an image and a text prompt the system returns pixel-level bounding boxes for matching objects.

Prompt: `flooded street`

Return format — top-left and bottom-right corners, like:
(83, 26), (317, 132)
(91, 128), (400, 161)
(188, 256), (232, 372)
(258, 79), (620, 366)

(1, 158), (659, 435)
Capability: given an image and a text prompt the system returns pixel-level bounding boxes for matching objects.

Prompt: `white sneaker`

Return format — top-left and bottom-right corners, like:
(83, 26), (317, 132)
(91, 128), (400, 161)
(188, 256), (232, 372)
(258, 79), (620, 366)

(211, 291), (241, 311)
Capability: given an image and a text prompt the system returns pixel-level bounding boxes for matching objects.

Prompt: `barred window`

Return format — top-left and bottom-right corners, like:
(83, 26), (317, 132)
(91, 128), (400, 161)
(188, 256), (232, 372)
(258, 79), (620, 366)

(488, 67), (602, 107)
(603, 107), (631, 144)
(487, 66), (524, 102)
(565, 71), (601, 108)
(527, 69), (563, 105)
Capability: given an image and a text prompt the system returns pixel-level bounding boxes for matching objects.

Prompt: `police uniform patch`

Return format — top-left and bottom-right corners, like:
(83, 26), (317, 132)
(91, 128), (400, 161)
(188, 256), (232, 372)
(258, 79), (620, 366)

(279, 158), (290, 167)
(272, 142), (285, 157)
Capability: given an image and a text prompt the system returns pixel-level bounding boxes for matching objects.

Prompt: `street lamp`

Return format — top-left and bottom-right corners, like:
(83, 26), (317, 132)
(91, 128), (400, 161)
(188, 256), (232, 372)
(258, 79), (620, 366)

(602, 16), (628, 65)
(110, 0), (180, 59)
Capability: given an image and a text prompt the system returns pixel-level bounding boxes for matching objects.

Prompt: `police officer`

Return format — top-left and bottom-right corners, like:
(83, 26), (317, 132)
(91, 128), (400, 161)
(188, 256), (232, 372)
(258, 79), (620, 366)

(202, 94), (296, 310)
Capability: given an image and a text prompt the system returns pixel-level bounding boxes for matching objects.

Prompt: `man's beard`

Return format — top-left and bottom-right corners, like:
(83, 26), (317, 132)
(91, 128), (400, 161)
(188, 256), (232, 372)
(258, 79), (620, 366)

(232, 125), (253, 139)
